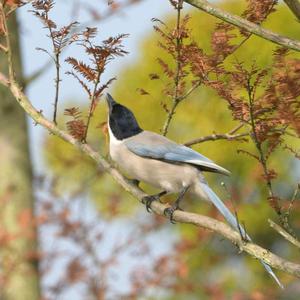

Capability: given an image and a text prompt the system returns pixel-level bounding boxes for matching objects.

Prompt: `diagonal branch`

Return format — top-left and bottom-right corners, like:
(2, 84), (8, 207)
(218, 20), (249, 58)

(1, 73), (300, 278)
(284, 0), (300, 21)
(269, 219), (300, 249)
(184, 0), (300, 52)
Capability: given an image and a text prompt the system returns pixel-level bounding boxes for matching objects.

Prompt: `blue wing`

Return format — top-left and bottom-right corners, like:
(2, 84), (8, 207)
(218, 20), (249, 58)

(124, 131), (230, 175)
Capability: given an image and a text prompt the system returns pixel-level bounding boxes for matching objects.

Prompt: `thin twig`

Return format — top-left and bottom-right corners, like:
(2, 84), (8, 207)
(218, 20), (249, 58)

(246, 77), (281, 216)
(177, 80), (202, 101)
(46, 11), (61, 125)
(185, 132), (249, 147)
(52, 52), (60, 124)
(81, 37), (103, 143)
(184, 0), (300, 52)
(162, 0), (184, 136)
(83, 72), (101, 143)
(269, 219), (300, 249)
(282, 183), (300, 235)
(228, 122), (246, 135)
(288, 184), (300, 216)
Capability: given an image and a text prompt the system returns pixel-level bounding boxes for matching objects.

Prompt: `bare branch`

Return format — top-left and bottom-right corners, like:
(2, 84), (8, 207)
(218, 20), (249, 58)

(184, 132), (249, 147)
(269, 219), (300, 249)
(284, 0), (300, 20)
(162, 0), (184, 136)
(162, 80), (201, 136)
(184, 0), (300, 52)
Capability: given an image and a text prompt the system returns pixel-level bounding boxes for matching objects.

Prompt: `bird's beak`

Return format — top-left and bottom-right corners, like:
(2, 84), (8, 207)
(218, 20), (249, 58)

(106, 93), (117, 112)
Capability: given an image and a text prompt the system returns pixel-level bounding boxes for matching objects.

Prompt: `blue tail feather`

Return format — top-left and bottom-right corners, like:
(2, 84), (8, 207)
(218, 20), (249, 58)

(200, 181), (283, 289)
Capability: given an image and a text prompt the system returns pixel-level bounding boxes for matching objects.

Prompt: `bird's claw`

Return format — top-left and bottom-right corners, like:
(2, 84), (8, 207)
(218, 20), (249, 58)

(164, 205), (183, 224)
(142, 195), (160, 212)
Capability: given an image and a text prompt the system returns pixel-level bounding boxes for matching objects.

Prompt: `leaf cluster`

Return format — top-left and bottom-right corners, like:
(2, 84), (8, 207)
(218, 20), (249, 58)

(31, 0), (78, 55)
(242, 0), (278, 24)
(64, 107), (86, 141)
(152, 15), (192, 100)
(31, 0), (129, 141)
(66, 29), (128, 98)
(65, 28), (128, 141)
(150, 0), (299, 219)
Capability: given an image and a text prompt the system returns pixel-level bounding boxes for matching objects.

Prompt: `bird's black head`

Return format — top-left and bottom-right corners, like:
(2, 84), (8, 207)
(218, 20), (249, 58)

(106, 93), (143, 140)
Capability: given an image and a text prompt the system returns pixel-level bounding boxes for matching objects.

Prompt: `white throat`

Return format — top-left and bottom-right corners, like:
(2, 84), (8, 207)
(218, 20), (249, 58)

(108, 119), (123, 145)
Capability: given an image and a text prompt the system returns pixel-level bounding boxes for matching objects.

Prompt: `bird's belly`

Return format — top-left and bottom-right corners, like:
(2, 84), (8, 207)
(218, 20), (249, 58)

(110, 143), (199, 193)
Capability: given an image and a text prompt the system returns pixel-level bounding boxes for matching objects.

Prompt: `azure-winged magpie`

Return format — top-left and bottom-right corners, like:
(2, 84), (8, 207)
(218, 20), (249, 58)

(105, 93), (283, 288)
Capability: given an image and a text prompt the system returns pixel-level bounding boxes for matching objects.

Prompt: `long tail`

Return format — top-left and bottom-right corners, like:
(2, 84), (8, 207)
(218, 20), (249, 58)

(199, 181), (283, 289)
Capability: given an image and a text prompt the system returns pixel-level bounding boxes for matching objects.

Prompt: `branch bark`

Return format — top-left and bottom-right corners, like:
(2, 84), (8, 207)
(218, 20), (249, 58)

(1, 75), (300, 279)
(184, 132), (248, 147)
(284, 0), (300, 20)
(183, 0), (300, 52)
(269, 219), (300, 249)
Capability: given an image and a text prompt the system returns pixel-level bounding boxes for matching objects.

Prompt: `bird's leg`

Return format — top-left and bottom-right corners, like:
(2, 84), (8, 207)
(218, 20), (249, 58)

(142, 190), (167, 212)
(164, 186), (190, 224)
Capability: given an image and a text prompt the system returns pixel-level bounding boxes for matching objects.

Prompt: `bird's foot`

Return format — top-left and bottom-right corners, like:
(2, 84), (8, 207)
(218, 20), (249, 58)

(142, 195), (161, 212)
(164, 205), (183, 224)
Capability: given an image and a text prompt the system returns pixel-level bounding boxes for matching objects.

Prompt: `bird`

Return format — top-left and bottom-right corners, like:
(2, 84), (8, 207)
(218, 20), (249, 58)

(105, 93), (283, 288)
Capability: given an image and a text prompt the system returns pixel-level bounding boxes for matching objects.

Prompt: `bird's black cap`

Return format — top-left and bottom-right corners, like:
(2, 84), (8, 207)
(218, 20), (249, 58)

(106, 94), (143, 140)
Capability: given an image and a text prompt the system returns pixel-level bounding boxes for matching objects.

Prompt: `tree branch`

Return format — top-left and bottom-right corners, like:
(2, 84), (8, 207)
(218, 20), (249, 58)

(162, 0), (184, 136)
(183, 0), (300, 52)
(284, 0), (300, 21)
(24, 0), (143, 86)
(1, 74), (300, 278)
(269, 219), (300, 249)
(184, 132), (249, 147)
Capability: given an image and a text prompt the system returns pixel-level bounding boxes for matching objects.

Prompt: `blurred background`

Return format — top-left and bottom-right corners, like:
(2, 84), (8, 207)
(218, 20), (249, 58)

(0, 0), (300, 299)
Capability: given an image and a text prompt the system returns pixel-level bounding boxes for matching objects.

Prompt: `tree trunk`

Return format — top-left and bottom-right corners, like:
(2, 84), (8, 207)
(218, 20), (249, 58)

(0, 14), (40, 300)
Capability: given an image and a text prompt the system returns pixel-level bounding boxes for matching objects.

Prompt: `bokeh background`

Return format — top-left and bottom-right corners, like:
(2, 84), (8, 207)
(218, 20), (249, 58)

(2, 0), (300, 299)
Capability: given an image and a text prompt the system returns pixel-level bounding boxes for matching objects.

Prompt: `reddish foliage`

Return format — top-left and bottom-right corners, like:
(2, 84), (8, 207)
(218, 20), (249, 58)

(211, 23), (237, 59)
(64, 107), (86, 141)
(66, 58), (97, 83)
(34, 190), (182, 300)
(152, 0), (298, 218)
(153, 14), (191, 101)
(242, 0), (277, 24)
(65, 27), (127, 141)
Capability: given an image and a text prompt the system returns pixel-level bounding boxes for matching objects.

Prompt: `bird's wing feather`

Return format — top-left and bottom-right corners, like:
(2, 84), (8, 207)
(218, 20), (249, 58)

(124, 131), (230, 175)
